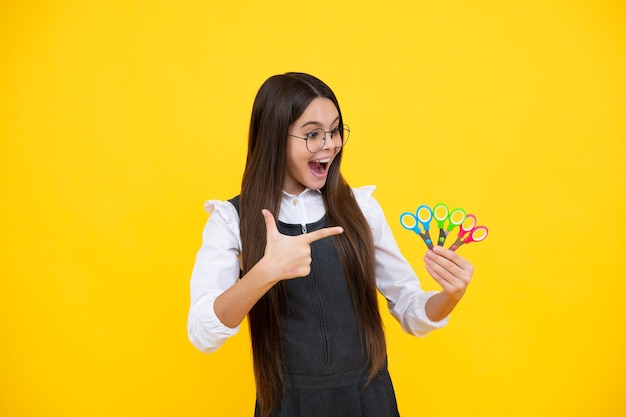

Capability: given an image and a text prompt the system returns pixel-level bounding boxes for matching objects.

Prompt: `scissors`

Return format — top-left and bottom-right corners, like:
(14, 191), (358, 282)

(432, 203), (467, 247)
(448, 214), (489, 251)
(400, 204), (434, 249)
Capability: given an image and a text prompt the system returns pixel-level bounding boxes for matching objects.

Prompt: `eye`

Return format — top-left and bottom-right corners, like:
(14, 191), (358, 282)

(306, 128), (324, 140)
(330, 126), (341, 138)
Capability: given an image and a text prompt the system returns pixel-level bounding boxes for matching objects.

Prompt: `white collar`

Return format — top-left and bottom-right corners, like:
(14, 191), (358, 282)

(282, 188), (322, 198)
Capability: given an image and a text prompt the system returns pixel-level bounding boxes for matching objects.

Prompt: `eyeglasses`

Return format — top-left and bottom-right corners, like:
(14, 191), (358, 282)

(288, 124), (350, 153)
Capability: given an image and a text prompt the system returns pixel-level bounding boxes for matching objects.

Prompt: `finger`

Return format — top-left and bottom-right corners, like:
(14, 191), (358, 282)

(425, 250), (467, 282)
(432, 245), (472, 270)
(424, 262), (446, 286)
(301, 225), (344, 244)
(424, 262), (461, 297)
(261, 209), (281, 240)
(425, 255), (472, 300)
(425, 248), (474, 284)
(424, 252), (458, 282)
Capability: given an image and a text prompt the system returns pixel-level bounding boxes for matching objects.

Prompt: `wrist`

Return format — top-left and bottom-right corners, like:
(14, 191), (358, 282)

(425, 291), (460, 322)
(250, 257), (281, 287)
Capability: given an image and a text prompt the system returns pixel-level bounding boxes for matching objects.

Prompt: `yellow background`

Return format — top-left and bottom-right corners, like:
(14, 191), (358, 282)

(1, 1), (625, 416)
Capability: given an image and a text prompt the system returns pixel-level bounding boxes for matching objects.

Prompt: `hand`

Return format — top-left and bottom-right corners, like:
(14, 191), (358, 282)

(424, 245), (474, 302)
(261, 209), (344, 282)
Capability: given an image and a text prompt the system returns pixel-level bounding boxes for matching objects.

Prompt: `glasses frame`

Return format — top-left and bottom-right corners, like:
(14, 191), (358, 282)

(288, 124), (350, 153)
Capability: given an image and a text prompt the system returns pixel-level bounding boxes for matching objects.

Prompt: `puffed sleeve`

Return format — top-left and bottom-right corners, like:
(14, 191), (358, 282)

(187, 200), (242, 353)
(352, 186), (449, 337)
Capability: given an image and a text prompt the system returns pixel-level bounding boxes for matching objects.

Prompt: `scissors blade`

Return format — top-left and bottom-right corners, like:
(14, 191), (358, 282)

(437, 228), (447, 246)
(448, 237), (465, 252)
(419, 231), (434, 249)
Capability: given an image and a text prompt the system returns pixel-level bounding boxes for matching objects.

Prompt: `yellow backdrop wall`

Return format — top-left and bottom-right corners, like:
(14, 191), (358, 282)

(1, 1), (625, 416)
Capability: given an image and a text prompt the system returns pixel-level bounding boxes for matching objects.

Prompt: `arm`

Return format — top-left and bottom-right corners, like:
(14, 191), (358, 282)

(188, 205), (344, 350)
(187, 201), (242, 353)
(349, 188), (445, 336)
(212, 259), (277, 329)
(214, 209), (343, 328)
(354, 187), (471, 336)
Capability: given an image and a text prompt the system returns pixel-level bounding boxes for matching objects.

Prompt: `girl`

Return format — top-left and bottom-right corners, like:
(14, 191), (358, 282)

(187, 72), (474, 417)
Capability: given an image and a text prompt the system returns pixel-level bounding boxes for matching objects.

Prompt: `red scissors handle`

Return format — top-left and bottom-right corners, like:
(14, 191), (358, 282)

(449, 215), (488, 251)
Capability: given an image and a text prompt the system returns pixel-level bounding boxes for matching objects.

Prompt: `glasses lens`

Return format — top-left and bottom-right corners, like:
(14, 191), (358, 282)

(306, 128), (326, 152)
(340, 125), (350, 147)
(304, 125), (350, 152)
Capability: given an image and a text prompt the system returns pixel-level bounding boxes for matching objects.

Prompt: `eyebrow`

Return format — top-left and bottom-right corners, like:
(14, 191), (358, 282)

(299, 116), (340, 129)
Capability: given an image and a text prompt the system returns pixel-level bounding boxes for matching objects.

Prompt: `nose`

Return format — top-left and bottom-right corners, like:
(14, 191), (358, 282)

(322, 131), (340, 151)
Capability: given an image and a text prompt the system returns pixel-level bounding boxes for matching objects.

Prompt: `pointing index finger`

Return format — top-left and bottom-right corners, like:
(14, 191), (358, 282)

(301, 226), (344, 244)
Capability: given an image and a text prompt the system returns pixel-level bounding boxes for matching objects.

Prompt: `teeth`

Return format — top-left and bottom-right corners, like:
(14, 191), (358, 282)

(314, 158), (330, 163)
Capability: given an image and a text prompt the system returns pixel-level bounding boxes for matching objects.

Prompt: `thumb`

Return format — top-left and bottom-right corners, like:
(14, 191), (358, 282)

(261, 209), (280, 240)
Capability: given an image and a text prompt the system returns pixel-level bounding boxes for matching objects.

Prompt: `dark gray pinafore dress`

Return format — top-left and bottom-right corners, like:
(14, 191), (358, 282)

(229, 197), (400, 417)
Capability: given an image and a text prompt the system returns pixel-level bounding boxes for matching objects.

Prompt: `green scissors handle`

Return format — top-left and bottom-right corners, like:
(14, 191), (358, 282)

(433, 203), (466, 247)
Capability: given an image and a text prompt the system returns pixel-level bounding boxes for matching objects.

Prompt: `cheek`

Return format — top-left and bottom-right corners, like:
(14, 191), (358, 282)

(285, 146), (307, 174)
(287, 141), (310, 164)
(331, 149), (342, 165)
(287, 138), (310, 161)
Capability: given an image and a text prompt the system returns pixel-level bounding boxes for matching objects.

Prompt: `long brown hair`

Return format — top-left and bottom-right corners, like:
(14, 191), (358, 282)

(239, 72), (386, 417)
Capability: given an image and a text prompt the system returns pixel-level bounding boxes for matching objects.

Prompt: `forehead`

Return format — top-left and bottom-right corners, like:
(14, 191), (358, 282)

(293, 97), (339, 128)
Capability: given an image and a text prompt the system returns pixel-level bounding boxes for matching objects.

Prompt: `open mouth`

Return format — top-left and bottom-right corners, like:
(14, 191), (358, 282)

(308, 158), (331, 176)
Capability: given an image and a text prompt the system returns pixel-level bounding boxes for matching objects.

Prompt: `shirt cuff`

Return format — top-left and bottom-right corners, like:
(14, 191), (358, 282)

(402, 290), (450, 337)
(187, 293), (239, 353)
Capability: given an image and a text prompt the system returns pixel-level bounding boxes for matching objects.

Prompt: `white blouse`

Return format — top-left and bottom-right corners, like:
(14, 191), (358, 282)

(187, 186), (448, 353)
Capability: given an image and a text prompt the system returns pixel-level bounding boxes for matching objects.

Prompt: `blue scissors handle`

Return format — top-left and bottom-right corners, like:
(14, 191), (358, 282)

(400, 212), (421, 233)
(400, 209), (434, 249)
(415, 205), (433, 230)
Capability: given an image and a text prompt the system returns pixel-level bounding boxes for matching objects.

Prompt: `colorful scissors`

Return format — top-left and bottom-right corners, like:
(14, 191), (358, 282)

(400, 204), (434, 249)
(432, 203), (467, 247)
(448, 214), (489, 251)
